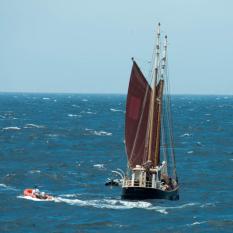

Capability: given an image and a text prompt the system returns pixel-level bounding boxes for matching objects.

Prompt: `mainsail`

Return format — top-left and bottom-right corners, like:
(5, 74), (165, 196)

(125, 61), (163, 168)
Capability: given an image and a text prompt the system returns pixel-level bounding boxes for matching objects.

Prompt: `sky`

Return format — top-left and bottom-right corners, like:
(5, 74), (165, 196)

(0, 0), (233, 94)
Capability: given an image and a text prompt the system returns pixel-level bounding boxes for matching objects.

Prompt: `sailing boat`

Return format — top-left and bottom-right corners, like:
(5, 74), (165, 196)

(121, 23), (179, 200)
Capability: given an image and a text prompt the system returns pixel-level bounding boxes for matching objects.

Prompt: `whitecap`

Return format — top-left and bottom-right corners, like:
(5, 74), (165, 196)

(42, 97), (50, 100)
(0, 183), (18, 191)
(28, 170), (41, 174)
(82, 99), (88, 102)
(85, 128), (112, 136)
(180, 133), (191, 137)
(93, 130), (112, 136)
(110, 108), (125, 113)
(68, 114), (81, 118)
(24, 124), (45, 129)
(93, 164), (104, 169)
(187, 221), (207, 226)
(3, 126), (21, 131)
(187, 151), (194, 154)
(47, 134), (59, 138)
(72, 104), (80, 108)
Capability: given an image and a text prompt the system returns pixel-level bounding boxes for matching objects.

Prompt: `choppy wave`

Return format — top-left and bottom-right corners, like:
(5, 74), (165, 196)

(68, 114), (81, 118)
(180, 133), (192, 137)
(28, 170), (41, 174)
(110, 108), (125, 113)
(2, 126), (21, 131)
(82, 99), (88, 102)
(187, 221), (207, 226)
(81, 111), (96, 115)
(0, 183), (18, 191)
(24, 124), (45, 129)
(93, 164), (105, 169)
(187, 150), (194, 154)
(85, 128), (112, 136)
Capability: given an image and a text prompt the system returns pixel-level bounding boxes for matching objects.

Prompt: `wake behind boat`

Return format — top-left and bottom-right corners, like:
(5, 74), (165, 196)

(121, 23), (179, 200)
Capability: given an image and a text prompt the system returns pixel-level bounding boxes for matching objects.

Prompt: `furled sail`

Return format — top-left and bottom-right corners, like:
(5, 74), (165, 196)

(125, 61), (151, 168)
(125, 61), (164, 168)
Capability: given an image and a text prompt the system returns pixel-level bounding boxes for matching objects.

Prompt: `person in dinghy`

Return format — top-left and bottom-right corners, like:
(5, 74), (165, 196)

(23, 187), (54, 200)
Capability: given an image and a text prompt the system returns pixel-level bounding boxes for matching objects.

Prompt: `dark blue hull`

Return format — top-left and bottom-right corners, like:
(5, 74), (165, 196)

(121, 186), (179, 200)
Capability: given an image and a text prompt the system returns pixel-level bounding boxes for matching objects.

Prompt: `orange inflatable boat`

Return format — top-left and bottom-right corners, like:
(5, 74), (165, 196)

(23, 189), (53, 200)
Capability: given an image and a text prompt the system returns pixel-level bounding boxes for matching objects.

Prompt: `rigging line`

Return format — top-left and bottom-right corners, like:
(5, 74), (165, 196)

(161, 83), (169, 174)
(165, 56), (178, 181)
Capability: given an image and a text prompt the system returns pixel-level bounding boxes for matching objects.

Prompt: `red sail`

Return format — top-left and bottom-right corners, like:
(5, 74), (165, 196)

(125, 61), (151, 168)
(151, 79), (164, 166)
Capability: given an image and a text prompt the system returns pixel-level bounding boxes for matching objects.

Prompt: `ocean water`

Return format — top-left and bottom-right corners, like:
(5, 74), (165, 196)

(0, 93), (233, 233)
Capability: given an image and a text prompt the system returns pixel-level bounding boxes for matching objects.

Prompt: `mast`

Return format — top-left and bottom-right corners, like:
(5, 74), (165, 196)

(147, 23), (161, 164)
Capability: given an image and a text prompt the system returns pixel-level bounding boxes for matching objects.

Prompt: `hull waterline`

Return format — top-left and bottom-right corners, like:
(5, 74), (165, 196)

(121, 186), (179, 200)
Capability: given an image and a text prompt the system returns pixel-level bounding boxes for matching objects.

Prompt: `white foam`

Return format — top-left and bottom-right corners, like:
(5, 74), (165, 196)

(200, 202), (216, 208)
(187, 151), (194, 154)
(85, 128), (112, 136)
(93, 164), (104, 169)
(28, 170), (41, 174)
(72, 104), (80, 108)
(54, 197), (154, 211)
(55, 198), (195, 214)
(93, 130), (112, 136)
(17, 195), (54, 202)
(3, 126), (21, 131)
(59, 194), (80, 198)
(68, 114), (81, 118)
(0, 183), (18, 191)
(110, 108), (125, 113)
(187, 221), (207, 226)
(24, 124), (45, 129)
(42, 97), (50, 100)
(47, 134), (59, 138)
(180, 133), (191, 137)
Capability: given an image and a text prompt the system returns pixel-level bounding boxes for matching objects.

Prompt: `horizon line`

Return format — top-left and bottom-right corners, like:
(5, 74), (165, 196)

(0, 91), (232, 96)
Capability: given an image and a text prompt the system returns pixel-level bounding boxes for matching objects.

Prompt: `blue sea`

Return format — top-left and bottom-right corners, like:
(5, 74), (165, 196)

(0, 93), (233, 233)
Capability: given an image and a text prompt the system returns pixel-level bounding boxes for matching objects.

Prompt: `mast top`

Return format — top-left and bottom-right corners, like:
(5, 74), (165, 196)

(157, 23), (161, 36)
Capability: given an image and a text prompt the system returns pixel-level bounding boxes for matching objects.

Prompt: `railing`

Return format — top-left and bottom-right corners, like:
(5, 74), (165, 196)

(123, 179), (152, 188)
